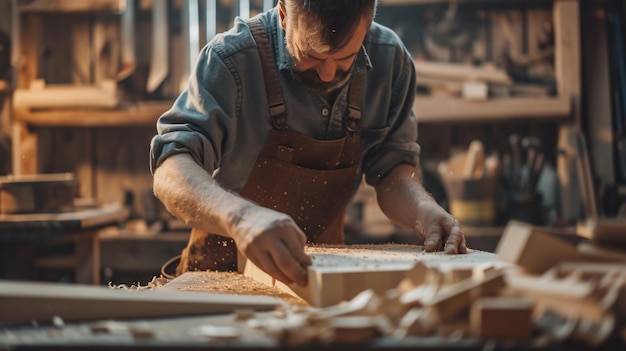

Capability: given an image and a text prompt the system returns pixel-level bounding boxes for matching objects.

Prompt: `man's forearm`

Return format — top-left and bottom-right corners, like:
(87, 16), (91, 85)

(374, 163), (434, 230)
(152, 153), (254, 237)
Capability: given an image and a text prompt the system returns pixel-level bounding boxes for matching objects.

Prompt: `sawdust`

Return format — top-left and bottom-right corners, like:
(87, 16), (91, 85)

(305, 244), (498, 271)
(158, 271), (309, 306)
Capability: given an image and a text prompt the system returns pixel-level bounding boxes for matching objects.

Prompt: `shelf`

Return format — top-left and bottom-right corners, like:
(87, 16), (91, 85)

(17, 0), (124, 13)
(413, 96), (571, 123)
(13, 101), (173, 127)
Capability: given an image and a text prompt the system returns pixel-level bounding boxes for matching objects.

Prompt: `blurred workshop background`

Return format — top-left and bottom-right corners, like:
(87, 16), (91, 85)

(0, 0), (624, 286)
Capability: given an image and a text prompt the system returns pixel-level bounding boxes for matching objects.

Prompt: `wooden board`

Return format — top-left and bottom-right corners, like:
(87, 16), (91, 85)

(239, 244), (500, 307)
(577, 217), (626, 247)
(0, 204), (130, 239)
(0, 173), (76, 214)
(0, 280), (283, 326)
(160, 271), (308, 306)
(495, 220), (584, 274)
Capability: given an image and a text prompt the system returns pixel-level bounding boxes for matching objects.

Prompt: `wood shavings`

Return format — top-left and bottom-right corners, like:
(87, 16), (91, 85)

(107, 275), (169, 291)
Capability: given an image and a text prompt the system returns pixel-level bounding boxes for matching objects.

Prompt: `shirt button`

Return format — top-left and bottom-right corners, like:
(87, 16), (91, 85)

(321, 108), (329, 116)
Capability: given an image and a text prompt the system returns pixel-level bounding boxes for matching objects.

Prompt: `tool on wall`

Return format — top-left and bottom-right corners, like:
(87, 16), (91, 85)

(117, 0), (136, 81)
(146, 0), (169, 93)
(181, 0), (200, 93)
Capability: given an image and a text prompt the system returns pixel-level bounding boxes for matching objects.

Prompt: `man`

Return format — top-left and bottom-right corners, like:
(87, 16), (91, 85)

(150, 0), (467, 287)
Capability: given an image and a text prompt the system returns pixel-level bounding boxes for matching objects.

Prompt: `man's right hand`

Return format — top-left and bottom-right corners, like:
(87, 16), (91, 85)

(230, 205), (312, 286)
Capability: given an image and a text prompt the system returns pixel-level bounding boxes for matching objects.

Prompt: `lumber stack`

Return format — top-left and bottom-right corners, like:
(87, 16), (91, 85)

(231, 223), (626, 347)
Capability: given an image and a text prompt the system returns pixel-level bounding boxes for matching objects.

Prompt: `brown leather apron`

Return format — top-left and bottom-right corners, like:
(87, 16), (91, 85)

(174, 17), (364, 276)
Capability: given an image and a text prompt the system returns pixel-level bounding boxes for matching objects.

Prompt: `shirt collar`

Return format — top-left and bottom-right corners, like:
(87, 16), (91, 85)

(272, 9), (372, 75)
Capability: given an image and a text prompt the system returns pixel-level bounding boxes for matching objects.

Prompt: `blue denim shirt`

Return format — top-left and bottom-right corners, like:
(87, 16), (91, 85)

(150, 7), (420, 192)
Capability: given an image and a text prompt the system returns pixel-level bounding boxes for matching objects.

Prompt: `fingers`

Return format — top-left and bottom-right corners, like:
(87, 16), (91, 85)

(244, 225), (310, 287)
(444, 221), (467, 254)
(420, 213), (467, 254)
(246, 239), (309, 286)
(281, 231), (313, 267)
(248, 250), (295, 286)
(272, 238), (310, 286)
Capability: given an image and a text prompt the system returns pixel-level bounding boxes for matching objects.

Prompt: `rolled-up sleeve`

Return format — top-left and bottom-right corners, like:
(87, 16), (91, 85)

(150, 45), (239, 175)
(362, 47), (420, 186)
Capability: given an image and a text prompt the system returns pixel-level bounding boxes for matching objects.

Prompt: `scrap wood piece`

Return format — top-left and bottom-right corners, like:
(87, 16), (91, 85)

(423, 269), (507, 324)
(554, 263), (626, 318)
(13, 80), (119, 109)
(577, 241), (626, 262)
(414, 61), (513, 85)
(495, 220), (585, 274)
(469, 297), (534, 341)
(576, 217), (626, 247)
(240, 244), (499, 307)
(0, 280), (283, 326)
(505, 272), (614, 324)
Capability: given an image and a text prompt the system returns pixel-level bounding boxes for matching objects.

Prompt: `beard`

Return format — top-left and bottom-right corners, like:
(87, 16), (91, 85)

(291, 67), (352, 95)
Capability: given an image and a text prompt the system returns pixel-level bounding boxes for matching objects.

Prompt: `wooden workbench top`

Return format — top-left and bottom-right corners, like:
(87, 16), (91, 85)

(159, 271), (309, 306)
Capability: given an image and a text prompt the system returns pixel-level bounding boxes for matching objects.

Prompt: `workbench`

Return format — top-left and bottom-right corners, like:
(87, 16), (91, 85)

(0, 270), (619, 351)
(0, 204), (130, 285)
(2, 241), (623, 351)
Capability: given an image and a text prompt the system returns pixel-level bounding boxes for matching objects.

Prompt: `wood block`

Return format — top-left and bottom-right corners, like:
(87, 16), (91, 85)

(470, 297), (533, 340)
(505, 271), (613, 323)
(240, 245), (499, 307)
(0, 280), (284, 326)
(13, 81), (118, 109)
(577, 242), (626, 262)
(495, 220), (585, 274)
(462, 81), (489, 102)
(423, 269), (506, 323)
(0, 173), (76, 214)
(577, 217), (626, 247)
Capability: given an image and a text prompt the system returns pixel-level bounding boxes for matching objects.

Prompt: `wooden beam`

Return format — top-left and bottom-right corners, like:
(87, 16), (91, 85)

(14, 81), (119, 109)
(240, 245), (500, 307)
(495, 220), (585, 274)
(413, 96), (571, 123)
(13, 101), (172, 127)
(0, 280), (283, 326)
(16, 0), (124, 13)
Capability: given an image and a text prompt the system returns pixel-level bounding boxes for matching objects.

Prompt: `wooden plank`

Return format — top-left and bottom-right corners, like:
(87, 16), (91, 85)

(554, 0), (581, 107)
(13, 101), (171, 127)
(16, 0), (124, 13)
(495, 220), (585, 274)
(160, 271), (309, 306)
(577, 217), (626, 246)
(413, 96), (571, 123)
(0, 280), (283, 326)
(13, 81), (119, 109)
(469, 297), (534, 341)
(0, 204), (130, 235)
(0, 172), (76, 214)
(240, 245), (500, 307)
(414, 61), (512, 85)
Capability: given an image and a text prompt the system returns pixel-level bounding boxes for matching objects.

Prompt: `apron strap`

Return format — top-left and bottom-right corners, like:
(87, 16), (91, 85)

(247, 17), (287, 130)
(346, 73), (363, 135)
(248, 16), (365, 135)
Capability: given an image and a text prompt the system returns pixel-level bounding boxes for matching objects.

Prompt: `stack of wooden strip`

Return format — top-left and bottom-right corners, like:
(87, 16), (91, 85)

(231, 223), (626, 347)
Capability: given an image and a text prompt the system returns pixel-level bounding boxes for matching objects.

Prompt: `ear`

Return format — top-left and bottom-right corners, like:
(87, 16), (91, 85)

(278, 1), (287, 30)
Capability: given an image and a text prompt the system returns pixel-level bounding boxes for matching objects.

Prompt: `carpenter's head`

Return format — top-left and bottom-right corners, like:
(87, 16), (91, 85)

(279, 0), (377, 93)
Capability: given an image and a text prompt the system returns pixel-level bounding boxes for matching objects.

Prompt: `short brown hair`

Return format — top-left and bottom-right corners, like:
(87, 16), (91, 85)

(281, 0), (377, 52)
